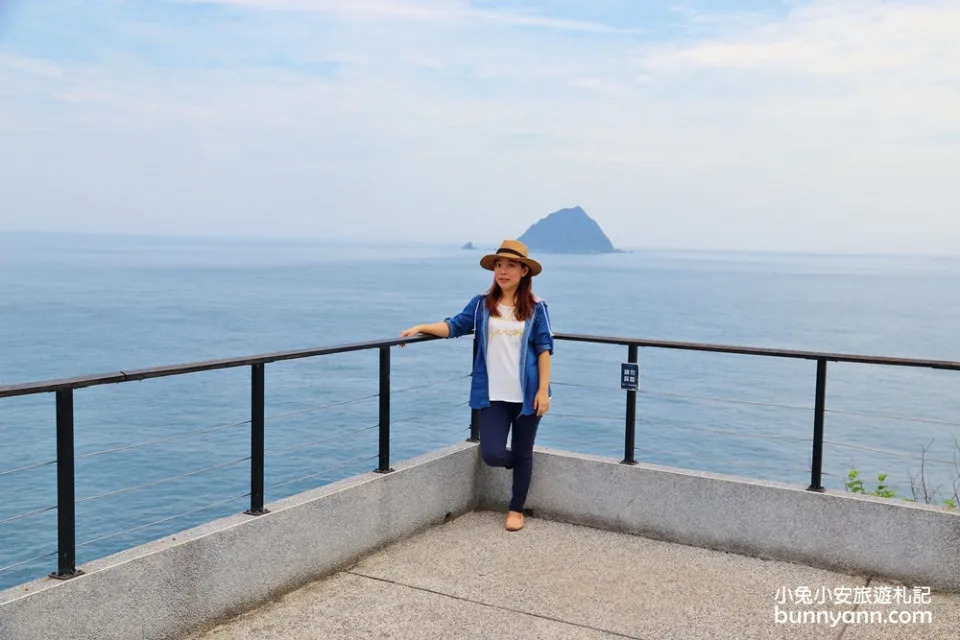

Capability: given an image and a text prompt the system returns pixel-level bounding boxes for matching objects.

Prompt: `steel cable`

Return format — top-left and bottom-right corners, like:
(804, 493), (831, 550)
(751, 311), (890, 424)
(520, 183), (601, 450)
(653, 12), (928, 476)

(633, 446), (814, 478)
(390, 401), (470, 427)
(266, 399), (470, 457)
(73, 418), (251, 462)
(825, 441), (957, 466)
(264, 375), (468, 424)
(0, 550), (58, 575)
(639, 389), (811, 412)
(265, 424), (380, 458)
(76, 492), (252, 550)
(268, 455), (380, 491)
(655, 421), (811, 443)
(265, 393), (381, 422)
(0, 459), (56, 478)
(554, 380), (960, 429)
(824, 408), (960, 429)
(392, 374), (471, 395)
(550, 413), (811, 444)
(0, 504), (57, 526)
(74, 456), (250, 505)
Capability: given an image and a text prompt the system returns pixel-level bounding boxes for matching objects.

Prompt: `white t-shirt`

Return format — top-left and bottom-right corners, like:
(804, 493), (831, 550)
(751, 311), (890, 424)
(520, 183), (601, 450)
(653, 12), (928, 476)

(486, 304), (525, 403)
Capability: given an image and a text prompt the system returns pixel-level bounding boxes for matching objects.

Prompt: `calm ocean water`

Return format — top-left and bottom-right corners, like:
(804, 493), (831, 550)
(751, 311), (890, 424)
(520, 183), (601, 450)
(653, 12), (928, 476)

(2, 232), (959, 590)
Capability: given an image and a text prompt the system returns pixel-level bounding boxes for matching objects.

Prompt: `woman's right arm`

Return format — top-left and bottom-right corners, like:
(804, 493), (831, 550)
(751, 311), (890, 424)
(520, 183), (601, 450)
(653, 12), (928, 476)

(401, 295), (481, 341)
(400, 322), (450, 338)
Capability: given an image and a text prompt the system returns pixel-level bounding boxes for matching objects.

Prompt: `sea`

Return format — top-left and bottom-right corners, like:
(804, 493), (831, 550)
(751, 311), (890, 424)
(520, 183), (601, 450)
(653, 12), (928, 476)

(2, 232), (959, 591)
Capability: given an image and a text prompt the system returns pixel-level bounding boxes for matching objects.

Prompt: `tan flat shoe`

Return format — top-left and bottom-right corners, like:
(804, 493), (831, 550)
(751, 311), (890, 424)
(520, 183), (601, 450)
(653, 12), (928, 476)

(505, 511), (524, 531)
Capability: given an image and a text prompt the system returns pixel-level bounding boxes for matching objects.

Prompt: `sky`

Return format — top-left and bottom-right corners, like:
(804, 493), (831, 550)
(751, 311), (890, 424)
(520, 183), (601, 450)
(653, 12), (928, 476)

(0, 0), (958, 253)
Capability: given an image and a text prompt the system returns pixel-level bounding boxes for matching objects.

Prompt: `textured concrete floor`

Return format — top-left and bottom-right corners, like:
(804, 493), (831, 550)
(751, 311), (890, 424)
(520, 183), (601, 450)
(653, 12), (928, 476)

(184, 511), (960, 640)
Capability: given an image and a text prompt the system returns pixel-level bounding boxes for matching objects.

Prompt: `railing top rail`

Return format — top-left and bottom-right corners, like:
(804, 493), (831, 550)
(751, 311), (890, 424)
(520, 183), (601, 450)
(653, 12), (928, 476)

(3, 332), (959, 400)
(0, 335), (441, 399)
(554, 333), (960, 371)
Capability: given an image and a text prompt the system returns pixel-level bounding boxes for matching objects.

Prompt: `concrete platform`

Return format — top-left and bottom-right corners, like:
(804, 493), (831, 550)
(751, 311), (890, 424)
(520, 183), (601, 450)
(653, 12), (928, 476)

(182, 511), (960, 640)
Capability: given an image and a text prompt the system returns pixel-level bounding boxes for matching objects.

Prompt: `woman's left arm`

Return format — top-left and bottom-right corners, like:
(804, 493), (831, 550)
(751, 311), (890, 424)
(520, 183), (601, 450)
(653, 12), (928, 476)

(534, 350), (551, 416)
(533, 302), (554, 417)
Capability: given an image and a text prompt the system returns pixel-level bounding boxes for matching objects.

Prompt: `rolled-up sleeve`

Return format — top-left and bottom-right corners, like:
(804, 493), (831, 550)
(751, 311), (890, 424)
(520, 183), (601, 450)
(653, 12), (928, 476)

(534, 302), (554, 355)
(445, 296), (481, 338)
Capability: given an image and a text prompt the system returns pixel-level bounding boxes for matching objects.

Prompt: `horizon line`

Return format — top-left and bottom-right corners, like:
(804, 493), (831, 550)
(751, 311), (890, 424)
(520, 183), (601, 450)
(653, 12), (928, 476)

(1, 229), (958, 259)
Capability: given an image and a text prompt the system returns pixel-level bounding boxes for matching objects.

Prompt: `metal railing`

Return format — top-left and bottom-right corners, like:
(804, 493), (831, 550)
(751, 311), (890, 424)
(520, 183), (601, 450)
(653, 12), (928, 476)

(554, 333), (960, 489)
(2, 332), (959, 582)
(0, 336), (452, 580)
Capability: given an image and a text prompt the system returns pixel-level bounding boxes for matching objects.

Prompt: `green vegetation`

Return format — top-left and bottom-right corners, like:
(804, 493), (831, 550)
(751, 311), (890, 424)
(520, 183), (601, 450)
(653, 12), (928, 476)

(845, 470), (897, 499)
(843, 438), (958, 509)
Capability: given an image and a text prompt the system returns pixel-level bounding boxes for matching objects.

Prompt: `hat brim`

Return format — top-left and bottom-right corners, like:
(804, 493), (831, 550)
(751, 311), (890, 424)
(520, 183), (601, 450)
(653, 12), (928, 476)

(480, 253), (542, 276)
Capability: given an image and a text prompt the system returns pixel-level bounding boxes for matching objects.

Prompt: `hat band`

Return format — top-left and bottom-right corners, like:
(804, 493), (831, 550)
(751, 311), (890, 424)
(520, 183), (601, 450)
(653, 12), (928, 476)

(496, 248), (526, 259)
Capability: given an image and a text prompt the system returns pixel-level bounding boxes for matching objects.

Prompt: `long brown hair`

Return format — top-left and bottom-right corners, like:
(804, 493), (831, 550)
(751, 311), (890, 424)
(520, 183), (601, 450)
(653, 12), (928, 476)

(486, 273), (536, 321)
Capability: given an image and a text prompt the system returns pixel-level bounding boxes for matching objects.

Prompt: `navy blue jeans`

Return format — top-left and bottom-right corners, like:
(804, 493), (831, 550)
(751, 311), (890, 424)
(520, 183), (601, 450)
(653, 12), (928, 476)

(479, 401), (541, 512)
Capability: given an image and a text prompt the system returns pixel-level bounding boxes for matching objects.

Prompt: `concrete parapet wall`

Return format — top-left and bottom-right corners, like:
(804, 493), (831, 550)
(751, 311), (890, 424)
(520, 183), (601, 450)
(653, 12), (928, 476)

(0, 443), (480, 640)
(4, 441), (958, 640)
(479, 447), (960, 592)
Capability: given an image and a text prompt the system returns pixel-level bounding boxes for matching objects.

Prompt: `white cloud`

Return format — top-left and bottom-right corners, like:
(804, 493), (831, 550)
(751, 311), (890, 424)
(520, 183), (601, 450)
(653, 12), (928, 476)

(178, 0), (627, 32)
(0, 1), (958, 253)
(0, 53), (65, 79)
(179, 0), (464, 21)
(650, 1), (960, 77)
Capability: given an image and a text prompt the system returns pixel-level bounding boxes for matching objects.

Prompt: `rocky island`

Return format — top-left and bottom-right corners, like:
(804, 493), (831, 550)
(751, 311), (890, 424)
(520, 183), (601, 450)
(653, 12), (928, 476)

(519, 206), (619, 254)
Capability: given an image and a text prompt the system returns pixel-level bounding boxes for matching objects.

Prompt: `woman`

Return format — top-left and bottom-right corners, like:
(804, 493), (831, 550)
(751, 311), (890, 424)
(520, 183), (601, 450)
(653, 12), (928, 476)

(400, 239), (554, 531)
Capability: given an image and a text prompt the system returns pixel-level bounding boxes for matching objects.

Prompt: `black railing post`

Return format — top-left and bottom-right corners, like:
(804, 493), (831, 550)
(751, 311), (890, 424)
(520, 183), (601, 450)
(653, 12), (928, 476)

(622, 344), (638, 465)
(51, 389), (82, 579)
(376, 346), (394, 473)
(245, 363), (268, 515)
(468, 337), (480, 442)
(808, 359), (827, 492)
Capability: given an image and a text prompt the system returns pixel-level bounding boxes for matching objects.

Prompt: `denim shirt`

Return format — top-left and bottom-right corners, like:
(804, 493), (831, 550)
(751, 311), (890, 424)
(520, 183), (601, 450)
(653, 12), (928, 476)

(445, 294), (554, 416)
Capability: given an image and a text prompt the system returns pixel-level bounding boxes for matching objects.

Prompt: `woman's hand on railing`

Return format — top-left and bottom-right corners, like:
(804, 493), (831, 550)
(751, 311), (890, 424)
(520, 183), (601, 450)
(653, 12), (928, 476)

(399, 322), (450, 347)
(398, 326), (422, 348)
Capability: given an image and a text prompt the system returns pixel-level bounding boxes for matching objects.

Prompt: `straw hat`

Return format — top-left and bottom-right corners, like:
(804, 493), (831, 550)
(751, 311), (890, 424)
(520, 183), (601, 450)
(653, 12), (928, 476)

(480, 240), (542, 277)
